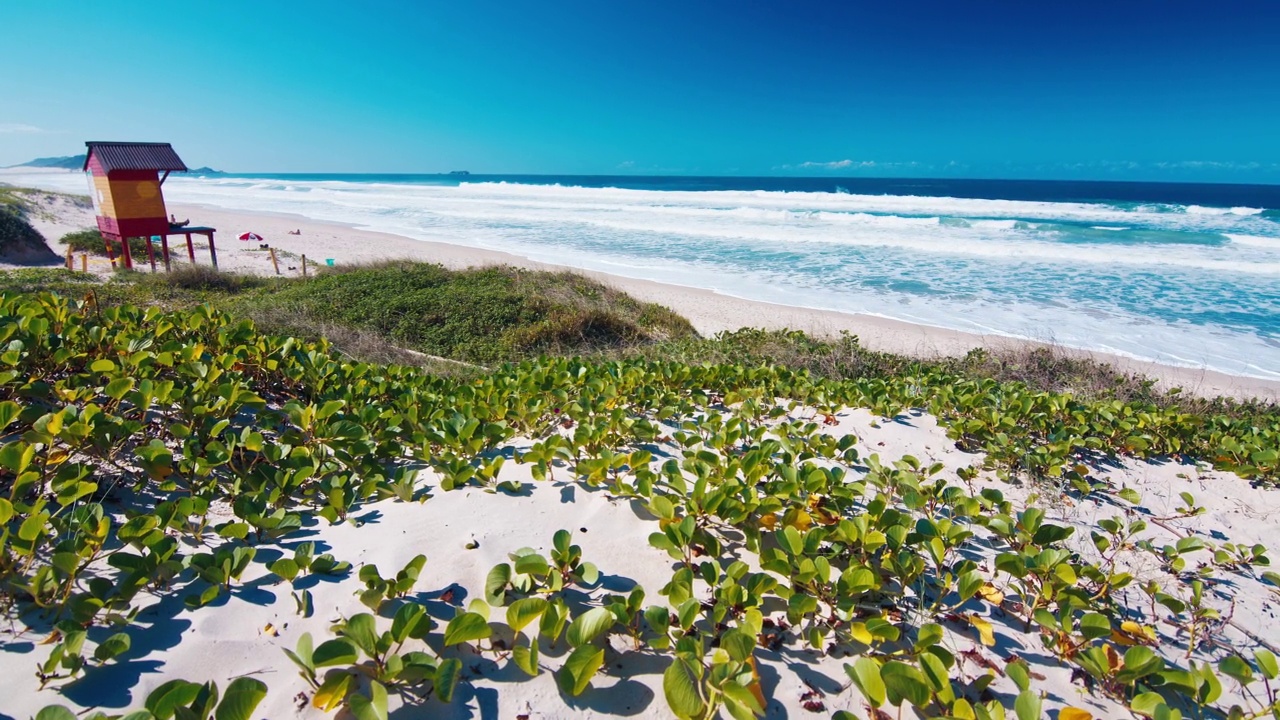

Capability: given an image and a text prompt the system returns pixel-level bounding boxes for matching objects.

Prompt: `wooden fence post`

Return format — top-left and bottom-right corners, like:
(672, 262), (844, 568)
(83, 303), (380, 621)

(81, 254), (88, 272)
(301, 254), (308, 277)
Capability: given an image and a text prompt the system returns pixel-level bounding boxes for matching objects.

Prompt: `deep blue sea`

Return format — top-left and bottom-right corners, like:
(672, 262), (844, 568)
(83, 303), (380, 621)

(15, 172), (1280, 378)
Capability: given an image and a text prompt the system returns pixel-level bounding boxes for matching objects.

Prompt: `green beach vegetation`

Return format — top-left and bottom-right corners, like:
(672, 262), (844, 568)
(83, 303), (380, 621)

(2, 264), (1279, 719)
(59, 228), (153, 260)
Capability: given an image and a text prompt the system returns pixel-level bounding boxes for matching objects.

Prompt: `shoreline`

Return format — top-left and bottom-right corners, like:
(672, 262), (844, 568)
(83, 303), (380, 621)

(3, 171), (1277, 399)
(166, 201), (1280, 401)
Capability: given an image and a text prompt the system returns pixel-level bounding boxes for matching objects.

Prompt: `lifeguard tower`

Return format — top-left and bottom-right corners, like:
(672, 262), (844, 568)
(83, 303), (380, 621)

(83, 141), (218, 270)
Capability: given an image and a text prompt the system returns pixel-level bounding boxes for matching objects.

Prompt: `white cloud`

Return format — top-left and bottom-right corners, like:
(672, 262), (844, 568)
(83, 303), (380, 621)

(0, 123), (48, 134)
(775, 159), (928, 172)
(798, 159), (869, 170)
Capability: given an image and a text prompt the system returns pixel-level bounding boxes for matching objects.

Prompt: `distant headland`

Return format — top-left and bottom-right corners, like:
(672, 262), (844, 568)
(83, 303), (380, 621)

(4, 154), (220, 174)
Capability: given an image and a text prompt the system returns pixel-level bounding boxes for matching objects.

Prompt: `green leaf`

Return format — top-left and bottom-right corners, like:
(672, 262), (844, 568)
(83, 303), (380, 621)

(317, 400), (346, 419)
(1006, 659), (1031, 692)
(1130, 692), (1165, 717)
(215, 677), (268, 720)
(34, 707), (79, 720)
(1078, 612), (1111, 640)
(217, 522), (250, 540)
(391, 603), (431, 643)
(560, 645), (605, 697)
(346, 681), (388, 720)
(485, 563), (511, 605)
(312, 638), (358, 668)
(1255, 649), (1278, 680)
(554, 529), (572, 556)
(104, 377), (134, 400)
(293, 589), (314, 618)
(93, 632), (131, 663)
(434, 658), (462, 703)
(1219, 655), (1254, 685)
(957, 570), (983, 602)
(342, 613), (379, 657)
(663, 656), (706, 719)
(779, 526), (803, 556)
(1014, 690), (1041, 720)
(284, 632), (314, 673)
(880, 661), (930, 707)
(506, 597), (549, 634)
(146, 679), (202, 720)
(566, 607), (615, 647)
(444, 611), (492, 646)
(268, 558), (300, 582)
(845, 657), (886, 707)
(0, 400), (20, 431)
(1119, 646), (1164, 682)
(18, 512), (46, 542)
(514, 552), (550, 576)
(90, 359), (117, 373)
(513, 640), (540, 676)
(720, 629), (755, 662)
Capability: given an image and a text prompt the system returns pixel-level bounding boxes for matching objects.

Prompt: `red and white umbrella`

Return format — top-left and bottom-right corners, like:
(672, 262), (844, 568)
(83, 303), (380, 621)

(238, 232), (264, 242)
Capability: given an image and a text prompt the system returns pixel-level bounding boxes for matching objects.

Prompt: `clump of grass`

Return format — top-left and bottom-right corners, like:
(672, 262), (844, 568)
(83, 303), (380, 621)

(247, 261), (696, 363)
(635, 328), (1280, 422)
(61, 228), (151, 259)
(948, 345), (1162, 403)
(158, 265), (271, 293)
(634, 328), (918, 381)
(0, 186), (30, 214)
(0, 268), (99, 295)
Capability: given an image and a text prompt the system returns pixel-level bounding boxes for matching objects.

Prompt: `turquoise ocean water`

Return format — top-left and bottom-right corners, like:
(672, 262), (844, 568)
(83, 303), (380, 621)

(14, 172), (1280, 378)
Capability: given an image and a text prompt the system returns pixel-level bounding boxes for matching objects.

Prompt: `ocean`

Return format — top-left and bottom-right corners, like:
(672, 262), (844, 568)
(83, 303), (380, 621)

(13, 172), (1280, 379)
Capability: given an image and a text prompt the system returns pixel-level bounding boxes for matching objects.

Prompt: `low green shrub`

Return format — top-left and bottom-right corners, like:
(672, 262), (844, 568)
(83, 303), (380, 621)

(60, 228), (150, 258)
(243, 261), (696, 363)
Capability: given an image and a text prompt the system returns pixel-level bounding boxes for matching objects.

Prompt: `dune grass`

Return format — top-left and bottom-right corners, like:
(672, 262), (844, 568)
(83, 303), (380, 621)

(0, 261), (697, 365)
(60, 228), (154, 259)
(246, 261), (693, 363)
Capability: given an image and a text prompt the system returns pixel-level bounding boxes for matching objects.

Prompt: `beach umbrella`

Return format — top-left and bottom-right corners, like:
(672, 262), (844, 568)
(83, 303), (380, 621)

(238, 232), (264, 242)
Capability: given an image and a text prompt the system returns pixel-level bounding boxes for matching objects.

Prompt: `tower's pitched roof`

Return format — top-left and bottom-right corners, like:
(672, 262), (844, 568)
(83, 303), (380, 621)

(84, 142), (188, 174)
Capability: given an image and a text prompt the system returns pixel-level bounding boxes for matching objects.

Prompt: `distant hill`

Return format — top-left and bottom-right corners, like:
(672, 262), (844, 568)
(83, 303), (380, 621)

(11, 154), (85, 169)
(6, 155), (222, 174)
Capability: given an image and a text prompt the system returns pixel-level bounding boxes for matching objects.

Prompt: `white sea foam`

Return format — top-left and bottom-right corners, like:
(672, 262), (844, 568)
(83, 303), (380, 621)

(1226, 234), (1280, 248)
(1185, 205), (1265, 216)
(6, 170), (1278, 378)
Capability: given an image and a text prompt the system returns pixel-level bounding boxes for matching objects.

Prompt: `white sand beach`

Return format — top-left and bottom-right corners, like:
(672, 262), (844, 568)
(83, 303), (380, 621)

(6, 172), (1276, 402)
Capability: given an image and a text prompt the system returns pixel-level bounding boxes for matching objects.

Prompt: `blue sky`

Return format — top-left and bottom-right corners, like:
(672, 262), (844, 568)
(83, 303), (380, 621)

(3, 1), (1278, 181)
